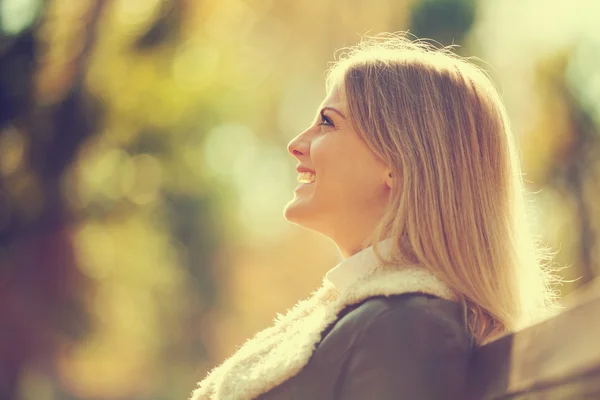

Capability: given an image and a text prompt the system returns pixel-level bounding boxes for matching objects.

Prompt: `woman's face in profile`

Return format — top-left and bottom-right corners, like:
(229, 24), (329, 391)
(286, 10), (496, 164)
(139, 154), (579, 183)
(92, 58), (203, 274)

(284, 76), (392, 253)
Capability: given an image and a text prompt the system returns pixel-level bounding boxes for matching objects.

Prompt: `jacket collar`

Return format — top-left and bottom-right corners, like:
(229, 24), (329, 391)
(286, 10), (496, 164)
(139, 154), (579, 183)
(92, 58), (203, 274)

(325, 237), (395, 295)
(191, 247), (457, 400)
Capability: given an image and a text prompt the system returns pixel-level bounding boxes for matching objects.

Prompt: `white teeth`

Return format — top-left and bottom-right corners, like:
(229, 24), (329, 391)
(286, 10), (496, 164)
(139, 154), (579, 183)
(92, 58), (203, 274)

(297, 171), (316, 183)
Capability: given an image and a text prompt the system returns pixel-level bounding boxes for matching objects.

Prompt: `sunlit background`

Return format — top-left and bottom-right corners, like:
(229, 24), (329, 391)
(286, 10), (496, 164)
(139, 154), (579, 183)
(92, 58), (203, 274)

(1, 0), (599, 398)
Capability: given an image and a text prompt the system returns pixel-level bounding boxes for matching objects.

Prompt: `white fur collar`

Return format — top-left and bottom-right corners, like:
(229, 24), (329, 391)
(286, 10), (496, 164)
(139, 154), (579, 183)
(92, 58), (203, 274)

(189, 264), (457, 400)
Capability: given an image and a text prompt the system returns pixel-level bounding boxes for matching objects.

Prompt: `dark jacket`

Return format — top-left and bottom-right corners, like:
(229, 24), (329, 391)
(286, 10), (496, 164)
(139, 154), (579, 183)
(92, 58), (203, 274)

(256, 292), (473, 400)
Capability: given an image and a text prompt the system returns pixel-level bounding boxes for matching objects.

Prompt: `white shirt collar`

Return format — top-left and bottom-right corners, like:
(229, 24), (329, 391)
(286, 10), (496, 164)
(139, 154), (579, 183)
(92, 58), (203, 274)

(325, 237), (395, 294)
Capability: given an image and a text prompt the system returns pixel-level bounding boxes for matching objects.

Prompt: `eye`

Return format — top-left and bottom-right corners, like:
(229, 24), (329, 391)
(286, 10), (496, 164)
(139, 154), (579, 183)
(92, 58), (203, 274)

(318, 111), (334, 128)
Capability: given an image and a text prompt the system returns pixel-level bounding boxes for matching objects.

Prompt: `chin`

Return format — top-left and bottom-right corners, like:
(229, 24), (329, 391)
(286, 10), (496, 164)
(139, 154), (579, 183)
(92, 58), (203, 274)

(284, 199), (314, 226)
(284, 203), (331, 238)
(283, 200), (302, 223)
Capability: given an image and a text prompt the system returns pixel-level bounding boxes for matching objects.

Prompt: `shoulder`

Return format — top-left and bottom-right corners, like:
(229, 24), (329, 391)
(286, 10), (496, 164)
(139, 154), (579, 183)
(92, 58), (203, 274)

(313, 293), (472, 399)
(322, 292), (471, 351)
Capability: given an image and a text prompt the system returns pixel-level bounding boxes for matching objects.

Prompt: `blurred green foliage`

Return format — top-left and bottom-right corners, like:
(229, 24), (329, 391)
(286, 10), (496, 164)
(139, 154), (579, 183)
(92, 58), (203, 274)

(410, 0), (476, 46)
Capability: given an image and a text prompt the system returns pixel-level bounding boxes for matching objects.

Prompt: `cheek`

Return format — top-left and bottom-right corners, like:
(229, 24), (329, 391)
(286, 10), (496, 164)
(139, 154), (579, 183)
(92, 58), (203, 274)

(320, 161), (379, 202)
(312, 139), (382, 201)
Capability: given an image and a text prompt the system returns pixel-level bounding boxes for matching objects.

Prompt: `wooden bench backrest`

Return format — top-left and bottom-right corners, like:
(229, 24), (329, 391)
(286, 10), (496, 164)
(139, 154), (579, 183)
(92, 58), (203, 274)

(467, 285), (600, 399)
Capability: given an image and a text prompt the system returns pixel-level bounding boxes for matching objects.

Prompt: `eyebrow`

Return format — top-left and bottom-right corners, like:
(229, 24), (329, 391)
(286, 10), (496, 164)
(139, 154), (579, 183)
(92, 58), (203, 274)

(321, 106), (346, 120)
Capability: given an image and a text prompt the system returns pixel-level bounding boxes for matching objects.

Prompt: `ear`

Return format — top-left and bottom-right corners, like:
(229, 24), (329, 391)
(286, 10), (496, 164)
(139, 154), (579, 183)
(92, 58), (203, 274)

(386, 171), (393, 189)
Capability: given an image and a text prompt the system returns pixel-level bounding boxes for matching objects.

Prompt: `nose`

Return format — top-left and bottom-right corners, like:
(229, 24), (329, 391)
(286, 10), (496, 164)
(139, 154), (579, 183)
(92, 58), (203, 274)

(287, 131), (309, 159)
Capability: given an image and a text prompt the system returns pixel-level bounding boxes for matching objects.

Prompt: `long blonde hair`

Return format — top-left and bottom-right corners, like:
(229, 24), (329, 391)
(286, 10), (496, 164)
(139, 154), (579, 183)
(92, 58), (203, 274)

(325, 32), (565, 347)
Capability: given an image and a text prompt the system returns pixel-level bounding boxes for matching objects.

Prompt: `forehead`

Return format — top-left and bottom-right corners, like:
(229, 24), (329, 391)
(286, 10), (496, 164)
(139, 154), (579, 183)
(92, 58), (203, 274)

(320, 76), (347, 110)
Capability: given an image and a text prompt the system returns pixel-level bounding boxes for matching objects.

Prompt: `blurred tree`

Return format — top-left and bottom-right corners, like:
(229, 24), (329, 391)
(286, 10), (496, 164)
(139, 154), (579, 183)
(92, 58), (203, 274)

(132, 0), (182, 51)
(540, 42), (600, 285)
(409, 0), (476, 48)
(46, 0), (227, 396)
(0, 0), (105, 397)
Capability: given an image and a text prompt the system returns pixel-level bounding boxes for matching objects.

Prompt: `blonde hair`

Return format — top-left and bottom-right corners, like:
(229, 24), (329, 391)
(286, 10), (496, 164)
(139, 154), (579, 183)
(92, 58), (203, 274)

(325, 32), (565, 347)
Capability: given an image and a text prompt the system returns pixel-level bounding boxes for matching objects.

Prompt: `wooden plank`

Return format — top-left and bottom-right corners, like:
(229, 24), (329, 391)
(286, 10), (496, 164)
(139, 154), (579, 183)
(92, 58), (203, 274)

(467, 287), (600, 399)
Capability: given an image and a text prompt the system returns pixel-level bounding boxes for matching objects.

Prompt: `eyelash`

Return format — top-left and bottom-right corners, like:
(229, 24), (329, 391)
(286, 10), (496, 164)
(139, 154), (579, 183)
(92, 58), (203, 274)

(318, 112), (334, 128)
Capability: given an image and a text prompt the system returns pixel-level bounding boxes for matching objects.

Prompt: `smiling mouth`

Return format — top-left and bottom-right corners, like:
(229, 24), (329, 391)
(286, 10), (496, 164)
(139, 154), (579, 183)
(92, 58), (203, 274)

(297, 171), (316, 184)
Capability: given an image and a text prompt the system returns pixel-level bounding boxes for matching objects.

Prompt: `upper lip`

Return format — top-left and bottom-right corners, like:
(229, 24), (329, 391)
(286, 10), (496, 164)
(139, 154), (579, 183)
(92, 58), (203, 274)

(296, 166), (316, 174)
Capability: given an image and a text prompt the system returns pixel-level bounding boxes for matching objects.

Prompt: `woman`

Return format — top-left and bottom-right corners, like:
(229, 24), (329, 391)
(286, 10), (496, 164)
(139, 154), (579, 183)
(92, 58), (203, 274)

(190, 32), (562, 400)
